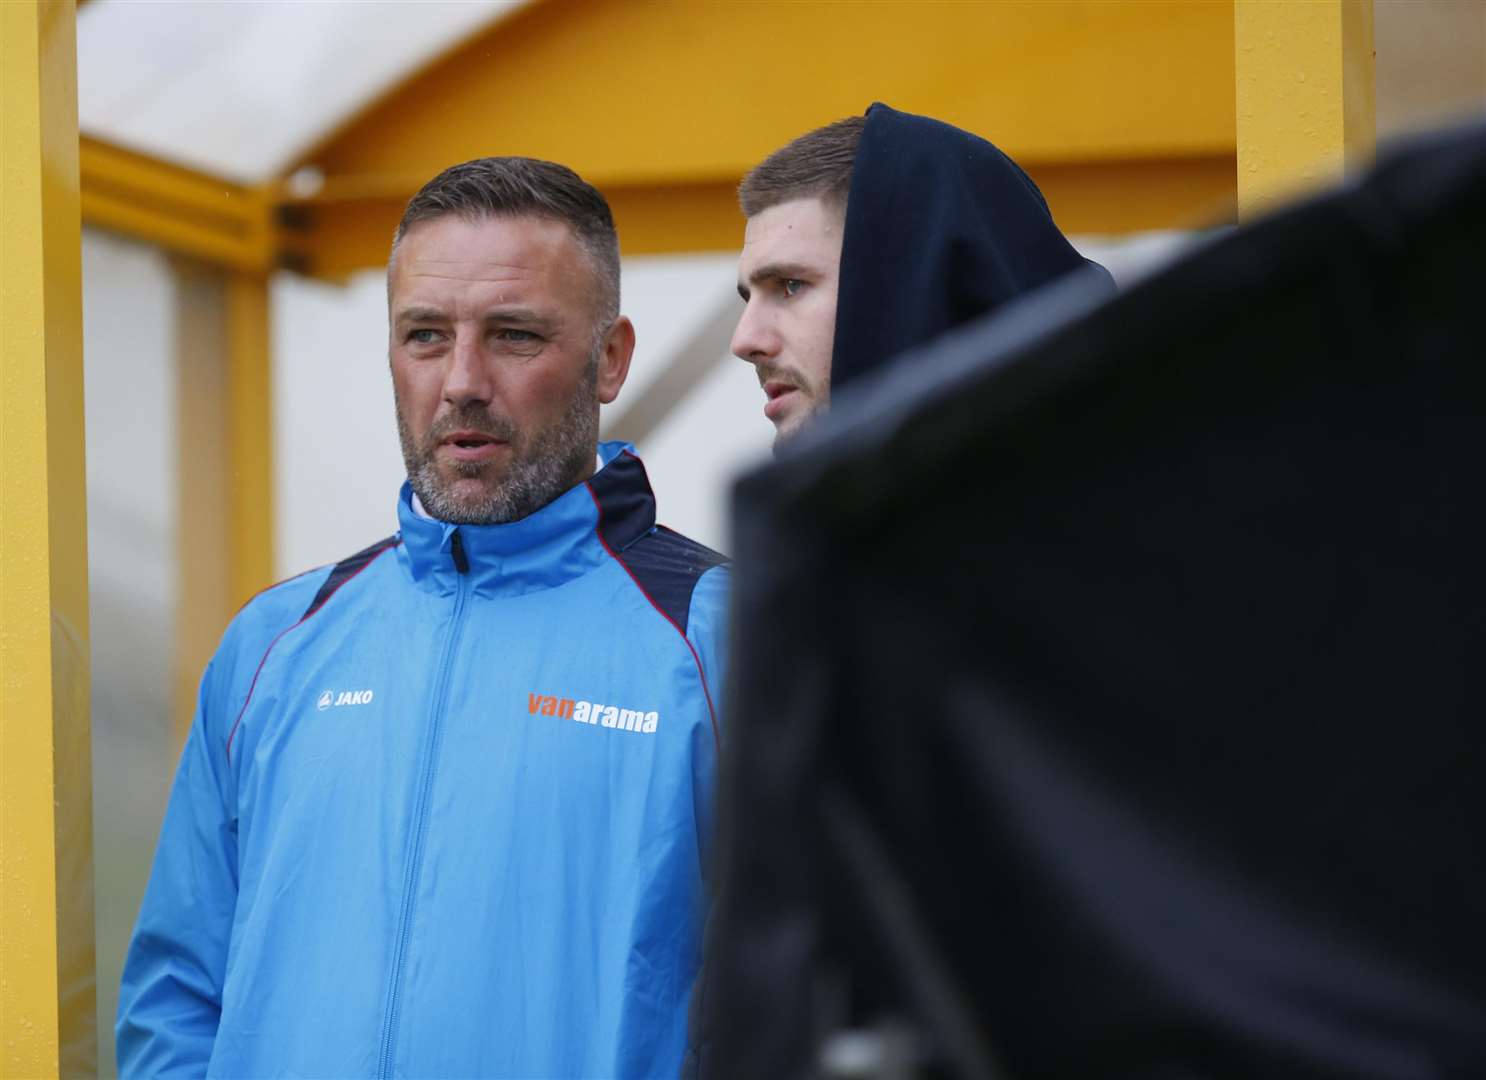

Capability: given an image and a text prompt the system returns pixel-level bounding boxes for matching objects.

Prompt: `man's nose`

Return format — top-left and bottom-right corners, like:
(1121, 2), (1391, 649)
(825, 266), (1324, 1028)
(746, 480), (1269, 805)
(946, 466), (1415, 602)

(730, 301), (778, 364)
(441, 334), (494, 406)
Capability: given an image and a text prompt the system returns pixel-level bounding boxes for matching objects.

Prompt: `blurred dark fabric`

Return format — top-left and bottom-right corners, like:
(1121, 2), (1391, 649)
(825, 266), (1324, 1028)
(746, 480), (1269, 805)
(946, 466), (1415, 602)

(697, 120), (1486, 1079)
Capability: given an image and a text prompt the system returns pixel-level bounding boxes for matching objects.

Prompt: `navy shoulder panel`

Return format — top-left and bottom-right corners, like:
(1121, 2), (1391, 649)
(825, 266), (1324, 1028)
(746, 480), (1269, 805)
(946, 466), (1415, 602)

(587, 450), (655, 550)
(587, 450), (727, 633)
(301, 535), (401, 620)
(615, 526), (728, 634)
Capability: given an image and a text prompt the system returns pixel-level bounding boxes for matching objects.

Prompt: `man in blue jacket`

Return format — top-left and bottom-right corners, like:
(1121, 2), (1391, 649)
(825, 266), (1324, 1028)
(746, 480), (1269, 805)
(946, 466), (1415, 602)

(730, 103), (1109, 447)
(118, 158), (729, 1078)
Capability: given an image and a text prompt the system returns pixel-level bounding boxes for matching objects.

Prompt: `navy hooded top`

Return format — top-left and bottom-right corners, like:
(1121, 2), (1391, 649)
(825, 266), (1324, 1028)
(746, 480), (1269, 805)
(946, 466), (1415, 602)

(830, 102), (1111, 394)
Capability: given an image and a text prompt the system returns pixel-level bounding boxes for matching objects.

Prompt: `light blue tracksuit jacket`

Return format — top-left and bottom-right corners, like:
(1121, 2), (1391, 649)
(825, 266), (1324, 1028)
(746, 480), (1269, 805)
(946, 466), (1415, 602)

(117, 443), (728, 1078)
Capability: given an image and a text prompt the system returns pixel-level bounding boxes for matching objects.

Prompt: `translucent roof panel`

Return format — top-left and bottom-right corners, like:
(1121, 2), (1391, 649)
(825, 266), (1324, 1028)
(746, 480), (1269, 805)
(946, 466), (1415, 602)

(77, 0), (522, 183)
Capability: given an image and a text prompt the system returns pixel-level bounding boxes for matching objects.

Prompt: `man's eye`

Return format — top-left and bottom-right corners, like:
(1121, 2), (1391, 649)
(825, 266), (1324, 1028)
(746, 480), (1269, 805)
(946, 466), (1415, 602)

(407, 329), (442, 345)
(782, 279), (804, 297)
(496, 329), (538, 343)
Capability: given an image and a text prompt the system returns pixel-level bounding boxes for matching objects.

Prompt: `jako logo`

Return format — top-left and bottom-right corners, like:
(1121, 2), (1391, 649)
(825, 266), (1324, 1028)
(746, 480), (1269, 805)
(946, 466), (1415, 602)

(319, 689), (374, 710)
(527, 692), (658, 734)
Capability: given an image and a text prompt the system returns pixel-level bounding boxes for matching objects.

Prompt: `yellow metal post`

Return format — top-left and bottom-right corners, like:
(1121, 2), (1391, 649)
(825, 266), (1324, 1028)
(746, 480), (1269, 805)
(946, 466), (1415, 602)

(1235, 0), (1377, 218)
(227, 272), (276, 606)
(1, 1), (98, 1076)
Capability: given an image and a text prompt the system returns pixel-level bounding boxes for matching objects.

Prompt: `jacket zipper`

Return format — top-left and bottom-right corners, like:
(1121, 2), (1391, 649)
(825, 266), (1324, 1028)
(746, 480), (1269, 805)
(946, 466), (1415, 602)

(377, 529), (470, 1078)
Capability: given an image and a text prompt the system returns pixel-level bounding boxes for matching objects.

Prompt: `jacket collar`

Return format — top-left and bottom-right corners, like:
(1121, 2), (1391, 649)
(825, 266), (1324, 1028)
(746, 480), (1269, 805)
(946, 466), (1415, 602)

(394, 441), (655, 597)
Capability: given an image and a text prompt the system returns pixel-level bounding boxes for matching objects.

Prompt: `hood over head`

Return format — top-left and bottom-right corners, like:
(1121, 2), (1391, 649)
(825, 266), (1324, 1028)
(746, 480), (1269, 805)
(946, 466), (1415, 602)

(831, 103), (1112, 393)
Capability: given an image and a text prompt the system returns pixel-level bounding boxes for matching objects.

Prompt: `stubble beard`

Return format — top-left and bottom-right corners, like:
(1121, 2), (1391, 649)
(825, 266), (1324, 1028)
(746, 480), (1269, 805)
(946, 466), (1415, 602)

(397, 358), (600, 525)
(756, 360), (829, 449)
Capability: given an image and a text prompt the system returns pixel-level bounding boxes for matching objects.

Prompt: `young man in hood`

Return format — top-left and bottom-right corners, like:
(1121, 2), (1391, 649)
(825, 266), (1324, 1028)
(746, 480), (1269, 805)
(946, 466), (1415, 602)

(731, 103), (1109, 446)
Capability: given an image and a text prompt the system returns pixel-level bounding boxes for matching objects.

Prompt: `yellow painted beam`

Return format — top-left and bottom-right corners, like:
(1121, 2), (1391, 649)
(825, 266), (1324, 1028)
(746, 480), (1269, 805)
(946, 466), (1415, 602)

(80, 135), (275, 271)
(1027, 155), (1237, 237)
(301, 0), (1235, 182)
(226, 272), (275, 607)
(1235, 0), (1377, 218)
(280, 0), (1239, 271)
(1, 2), (98, 1076)
(283, 153), (1237, 278)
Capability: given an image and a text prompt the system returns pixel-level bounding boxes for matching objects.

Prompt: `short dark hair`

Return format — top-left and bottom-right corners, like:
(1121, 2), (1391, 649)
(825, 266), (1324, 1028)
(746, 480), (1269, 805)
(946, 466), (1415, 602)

(738, 115), (866, 218)
(392, 157), (620, 326)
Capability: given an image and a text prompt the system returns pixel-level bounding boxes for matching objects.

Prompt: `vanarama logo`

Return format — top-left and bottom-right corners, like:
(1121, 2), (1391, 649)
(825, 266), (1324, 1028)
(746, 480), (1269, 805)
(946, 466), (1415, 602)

(318, 688), (375, 710)
(528, 692), (658, 734)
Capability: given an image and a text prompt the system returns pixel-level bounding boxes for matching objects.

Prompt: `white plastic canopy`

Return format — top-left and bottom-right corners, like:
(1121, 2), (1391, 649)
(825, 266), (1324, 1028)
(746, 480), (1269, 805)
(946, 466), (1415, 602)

(77, 0), (522, 182)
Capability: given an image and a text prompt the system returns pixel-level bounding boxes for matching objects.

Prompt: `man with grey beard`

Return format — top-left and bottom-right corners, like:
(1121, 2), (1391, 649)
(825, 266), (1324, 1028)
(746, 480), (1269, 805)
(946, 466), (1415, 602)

(118, 158), (730, 1079)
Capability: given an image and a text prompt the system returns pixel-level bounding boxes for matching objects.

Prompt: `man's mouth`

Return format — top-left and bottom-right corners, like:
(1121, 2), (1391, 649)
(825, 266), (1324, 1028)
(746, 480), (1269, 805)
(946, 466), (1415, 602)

(439, 430), (508, 462)
(762, 381), (799, 422)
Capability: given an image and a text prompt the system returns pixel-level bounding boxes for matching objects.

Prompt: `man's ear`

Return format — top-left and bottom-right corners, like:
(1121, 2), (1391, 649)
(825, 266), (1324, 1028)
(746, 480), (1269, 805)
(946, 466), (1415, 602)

(596, 315), (636, 405)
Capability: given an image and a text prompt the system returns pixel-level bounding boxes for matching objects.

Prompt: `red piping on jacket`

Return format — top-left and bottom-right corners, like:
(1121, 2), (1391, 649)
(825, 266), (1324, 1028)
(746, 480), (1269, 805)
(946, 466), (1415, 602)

(584, 471), (722, 755)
